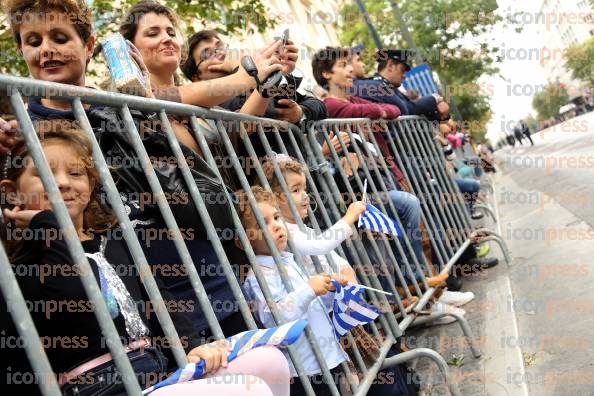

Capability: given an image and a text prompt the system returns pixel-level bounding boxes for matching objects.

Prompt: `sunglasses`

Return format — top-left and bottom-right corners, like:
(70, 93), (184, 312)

(197, 43), (229, 67)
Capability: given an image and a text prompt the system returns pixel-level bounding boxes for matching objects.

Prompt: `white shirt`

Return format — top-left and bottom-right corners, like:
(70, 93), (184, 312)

(287, 220), (352, 275)
(242, 252), (348, 377)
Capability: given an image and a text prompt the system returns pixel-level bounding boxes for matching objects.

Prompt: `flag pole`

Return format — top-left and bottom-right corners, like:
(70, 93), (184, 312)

(351, 282), (393, 296)
(358, 179), (368, 227)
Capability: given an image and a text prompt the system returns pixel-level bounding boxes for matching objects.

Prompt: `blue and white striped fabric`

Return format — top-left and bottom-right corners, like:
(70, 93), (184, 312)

(401, 63), (439, 96)
(142, 319), (308, 394)
(358, 203), (402, 237)
(331, 280), (379, 337)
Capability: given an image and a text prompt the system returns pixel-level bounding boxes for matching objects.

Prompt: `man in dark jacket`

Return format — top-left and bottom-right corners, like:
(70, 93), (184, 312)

(181, 30), (327, 127)
(352, 49), (450, 121)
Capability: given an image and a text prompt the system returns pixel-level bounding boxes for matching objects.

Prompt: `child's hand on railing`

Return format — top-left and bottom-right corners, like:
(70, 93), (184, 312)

(340, 153), (360, 177)
(186, 339), (231, 374)
(3, 206), (42, 229)
(342, 201), (367, 226)
(322, 131), (350, 157)
(0, 117), (18, 155)
(308, 274), (333, 296)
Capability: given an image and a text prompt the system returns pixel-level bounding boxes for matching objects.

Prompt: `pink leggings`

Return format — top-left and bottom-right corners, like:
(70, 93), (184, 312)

(151, 347), (290, 396)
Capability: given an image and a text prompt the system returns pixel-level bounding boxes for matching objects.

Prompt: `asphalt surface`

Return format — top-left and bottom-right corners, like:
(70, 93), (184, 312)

(406, 111), (594, 396)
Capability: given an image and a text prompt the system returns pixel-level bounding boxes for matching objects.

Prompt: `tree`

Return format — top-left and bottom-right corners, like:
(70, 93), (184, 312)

(0, 0), (273, 78)
(532, 81), (569, 121)
(564, 36), (594, 86)
(339, 0), (506, 141)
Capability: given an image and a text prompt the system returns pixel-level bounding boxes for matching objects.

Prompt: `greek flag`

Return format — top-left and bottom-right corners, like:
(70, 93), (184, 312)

(142, 319), (308, 394)
(332, 280), (379, 337)
(358, 203), (401, 237)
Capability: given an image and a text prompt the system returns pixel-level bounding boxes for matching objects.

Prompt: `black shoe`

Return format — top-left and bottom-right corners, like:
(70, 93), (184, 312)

(454, 257), (499, 277)
(471, 211), (484, 220)
(446, 274), (463, 291)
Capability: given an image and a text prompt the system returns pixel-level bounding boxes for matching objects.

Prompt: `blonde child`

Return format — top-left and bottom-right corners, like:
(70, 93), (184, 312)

(238, 187), (349, 395)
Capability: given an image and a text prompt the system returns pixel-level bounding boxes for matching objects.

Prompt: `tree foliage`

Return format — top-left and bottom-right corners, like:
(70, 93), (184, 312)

(338, 0), (505, 141)
(532, 81), (569, 122)
(564, 36), (594, 86)
(0, 0), (274, 77)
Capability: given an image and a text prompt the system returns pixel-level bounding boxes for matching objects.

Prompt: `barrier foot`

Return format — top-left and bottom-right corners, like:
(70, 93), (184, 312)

(410, 313), (482, 359)
(473, 204), (496, 222)
(381, 347), (463, 396)
(472, 228), (512, 265)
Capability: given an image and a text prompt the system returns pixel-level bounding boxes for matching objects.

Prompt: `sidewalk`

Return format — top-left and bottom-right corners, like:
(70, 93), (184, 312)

(408, 143), (594, 395)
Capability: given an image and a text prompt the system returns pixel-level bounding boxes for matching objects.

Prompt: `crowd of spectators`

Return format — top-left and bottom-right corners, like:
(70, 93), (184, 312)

(0, 0), (498, 394)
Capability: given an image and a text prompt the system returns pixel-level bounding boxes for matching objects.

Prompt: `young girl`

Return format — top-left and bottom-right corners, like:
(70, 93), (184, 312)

(237, 187), (350, 396)
(0, 120), (290, 395)
(260, 156), (365, 282)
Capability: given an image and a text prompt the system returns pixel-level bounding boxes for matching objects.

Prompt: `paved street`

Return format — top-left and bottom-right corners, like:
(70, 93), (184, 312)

(409, 112), (594, 396)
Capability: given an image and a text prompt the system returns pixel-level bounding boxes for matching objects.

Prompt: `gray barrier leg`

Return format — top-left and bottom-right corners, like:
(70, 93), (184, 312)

(380, 347), (463, 396)
(410, 313), (482, 358)
(473, 204), (497, 222)
(472, 228), (512, 265)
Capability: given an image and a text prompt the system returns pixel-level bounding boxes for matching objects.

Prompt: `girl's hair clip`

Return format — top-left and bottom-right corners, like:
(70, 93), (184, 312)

(268, 151), (292, 163)
(2, 153), (10, 180)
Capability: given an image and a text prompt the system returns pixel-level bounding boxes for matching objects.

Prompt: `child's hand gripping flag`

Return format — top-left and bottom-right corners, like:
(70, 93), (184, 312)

(356, 178), (402, 238)
(142, 319), (308, 394)
(331, 280), (379, 337)
(357, 203), (402, 237)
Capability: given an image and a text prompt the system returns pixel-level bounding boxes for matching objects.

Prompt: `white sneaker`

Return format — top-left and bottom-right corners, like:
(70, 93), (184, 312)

(439, 290), (475, 307)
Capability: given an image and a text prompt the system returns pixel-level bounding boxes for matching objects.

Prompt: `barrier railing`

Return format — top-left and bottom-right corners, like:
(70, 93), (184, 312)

(0, 74), (510, 396)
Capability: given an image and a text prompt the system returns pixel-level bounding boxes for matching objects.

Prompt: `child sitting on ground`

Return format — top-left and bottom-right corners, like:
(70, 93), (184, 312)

(238, 186), (349, 396)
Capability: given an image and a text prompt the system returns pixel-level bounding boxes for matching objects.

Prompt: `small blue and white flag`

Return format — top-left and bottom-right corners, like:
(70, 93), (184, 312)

(331, 280), (379, 337)
(358, 203), (402, 237)
(142, 319), (308, 394)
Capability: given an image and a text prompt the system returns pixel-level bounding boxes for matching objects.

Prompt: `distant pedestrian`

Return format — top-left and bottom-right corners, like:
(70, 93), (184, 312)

(513, 126), (524, 145)
(520, 120), (534, 146)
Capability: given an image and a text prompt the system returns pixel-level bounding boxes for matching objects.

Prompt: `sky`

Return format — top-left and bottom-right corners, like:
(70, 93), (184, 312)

(483, 0), (548, 143)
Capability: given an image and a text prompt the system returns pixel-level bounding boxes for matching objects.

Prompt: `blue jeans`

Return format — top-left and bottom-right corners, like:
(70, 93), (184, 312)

(455, 178), (480, 211)
(372, 190), (425, 288)
(61, 347), (168, 396)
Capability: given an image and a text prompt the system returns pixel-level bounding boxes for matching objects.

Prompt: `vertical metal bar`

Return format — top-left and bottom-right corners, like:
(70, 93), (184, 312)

(158, 112), (256, 331)
(9, 90), (142, 395)
(72, 100), (187, 367)
(382, 121), (451, 265)
(118, 105), (224, 338)
(385, 121), (452, 266)
(0, 243), (62, 396)
(214, 119), (327, 396)
(412, 119), (471, 241)
(308, 122), (405, 337)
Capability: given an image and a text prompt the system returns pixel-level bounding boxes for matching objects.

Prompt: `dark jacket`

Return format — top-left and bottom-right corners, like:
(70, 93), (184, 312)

(220, 91), (327, 125)
(353, 74), (442, 121)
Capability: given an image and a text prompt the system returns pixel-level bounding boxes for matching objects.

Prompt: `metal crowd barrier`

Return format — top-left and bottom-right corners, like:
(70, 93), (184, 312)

(0, 74), (508, 396)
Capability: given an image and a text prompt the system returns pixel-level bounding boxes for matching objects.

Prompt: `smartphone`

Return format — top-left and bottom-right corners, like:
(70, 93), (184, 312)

(275, 28), (289, 57)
